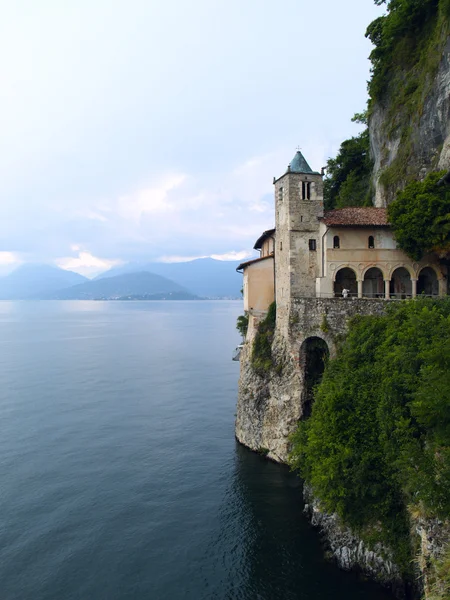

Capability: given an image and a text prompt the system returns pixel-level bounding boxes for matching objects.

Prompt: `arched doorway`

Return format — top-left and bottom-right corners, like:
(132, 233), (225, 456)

(417, 267), (439, 296)
(300, 337), (329, 419)
(390, 267), (412, 298)
(363, 267), (385, 298)
(334, 267), (357, 298)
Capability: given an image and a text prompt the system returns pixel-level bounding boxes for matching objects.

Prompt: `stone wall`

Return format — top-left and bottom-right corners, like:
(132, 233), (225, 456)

(236, 297), (387, 463)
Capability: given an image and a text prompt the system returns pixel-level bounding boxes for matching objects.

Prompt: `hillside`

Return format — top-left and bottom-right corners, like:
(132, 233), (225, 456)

(97, 258), (242, 298)
(368, 0), (450, 206)
(46, 271), (192, 300)
(0, 265), (88, 300)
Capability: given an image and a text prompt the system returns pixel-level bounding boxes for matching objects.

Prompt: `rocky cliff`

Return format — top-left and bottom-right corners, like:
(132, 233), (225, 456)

(370, 21), (450, 207)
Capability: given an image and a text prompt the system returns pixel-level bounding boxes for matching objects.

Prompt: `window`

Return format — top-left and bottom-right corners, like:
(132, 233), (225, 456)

(280, 242), (283, 251)
(278, 186), (283, 201)
(368, 236), (375, 249)
(333, 235), (340, 249)
(309, 239), (317, 251)
(301, 181), (312, 200)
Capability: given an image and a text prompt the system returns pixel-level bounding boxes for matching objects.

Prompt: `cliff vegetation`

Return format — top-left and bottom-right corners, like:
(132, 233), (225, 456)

(387, 170), (450, 260)
(324, 116), (373, 211)
(367, 0), (450, 191)
(251, 302), (276, 375)
(324, 0), (450, 207)
(289, 298), (450, 588)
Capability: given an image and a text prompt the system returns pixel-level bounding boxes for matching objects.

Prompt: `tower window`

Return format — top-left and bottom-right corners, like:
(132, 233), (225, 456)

(333, 235), (340, 249)
(368, 236), (375, 249)
(309, 239), (317, 251)
(278, 186), (283, 201)
(301, 181), (312, 200)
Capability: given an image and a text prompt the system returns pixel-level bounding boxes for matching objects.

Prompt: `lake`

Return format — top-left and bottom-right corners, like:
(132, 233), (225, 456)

(0, 301), (394, 599)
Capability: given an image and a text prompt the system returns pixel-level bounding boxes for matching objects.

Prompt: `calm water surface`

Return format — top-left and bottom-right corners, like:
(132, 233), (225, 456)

(0, 301), (394, 600)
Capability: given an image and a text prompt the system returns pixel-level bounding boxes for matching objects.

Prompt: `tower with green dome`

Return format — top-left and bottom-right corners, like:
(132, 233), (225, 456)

(273, 150), (324, 321)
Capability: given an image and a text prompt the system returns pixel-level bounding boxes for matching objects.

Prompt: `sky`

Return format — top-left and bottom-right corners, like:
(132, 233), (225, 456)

(0, 0), (382, 277)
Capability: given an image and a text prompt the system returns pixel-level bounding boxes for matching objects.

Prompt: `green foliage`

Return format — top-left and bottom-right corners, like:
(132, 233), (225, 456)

(290, 298), (450, 573)
(366, 0), (449, 190)
(428, 545), (450, 600)
(320, 313), (330, 333)
(366, 0), (446, 104)
(388, 171), (450, 260)
(236, 312), (249, 339)
(251, 302), (276, 375)
(324, 128), (373, 211)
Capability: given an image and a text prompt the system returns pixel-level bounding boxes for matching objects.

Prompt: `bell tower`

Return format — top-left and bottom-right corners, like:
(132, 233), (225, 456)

(274, 150), (324, 311)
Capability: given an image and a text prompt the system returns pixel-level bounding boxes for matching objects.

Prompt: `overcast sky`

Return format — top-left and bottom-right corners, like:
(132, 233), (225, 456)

(0, 0), (382, 276)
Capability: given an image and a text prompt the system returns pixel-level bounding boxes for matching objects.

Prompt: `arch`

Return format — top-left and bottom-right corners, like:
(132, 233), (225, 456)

(388, 263), (415, 280)
(300, 337), (329, 419)
(417, 266), (439, 296)
(334, 267), (357, 297)
(363, 267), (385, 298)
(333, 235), (340, 249)
(390, 267), (412, 298)
(368, 235), (375, 249)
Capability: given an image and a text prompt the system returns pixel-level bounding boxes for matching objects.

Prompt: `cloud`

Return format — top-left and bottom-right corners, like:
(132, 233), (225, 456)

(156, 249), (254, 263)
(117, 174), (187, 222)
(0, 251), (21, 266)
(55, 250), (123, 278)
(211, 250), (254, 261)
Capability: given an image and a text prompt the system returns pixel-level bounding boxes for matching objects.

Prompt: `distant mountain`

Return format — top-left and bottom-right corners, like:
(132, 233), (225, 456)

(96, 258), (243, 298)
(45, 271), (193, 300)
(114, 291), (200, 301)
(0, 264), (88, 300)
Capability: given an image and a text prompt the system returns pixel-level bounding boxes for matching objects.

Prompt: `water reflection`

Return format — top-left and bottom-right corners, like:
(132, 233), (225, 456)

(211, 443), (395, 600)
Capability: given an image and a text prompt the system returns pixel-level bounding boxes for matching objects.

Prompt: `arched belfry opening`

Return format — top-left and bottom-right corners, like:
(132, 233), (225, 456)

(300, 337), (329, 419)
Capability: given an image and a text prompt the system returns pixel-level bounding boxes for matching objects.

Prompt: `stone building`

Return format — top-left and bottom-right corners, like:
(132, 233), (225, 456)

(237, 150), (447, 337)
(236, 150), (447, 464)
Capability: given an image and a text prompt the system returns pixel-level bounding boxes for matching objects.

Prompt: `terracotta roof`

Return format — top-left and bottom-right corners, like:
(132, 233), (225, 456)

(236, 254), (274, 272)
(254, 228), (275, 250)
(322, 207), (388, 227)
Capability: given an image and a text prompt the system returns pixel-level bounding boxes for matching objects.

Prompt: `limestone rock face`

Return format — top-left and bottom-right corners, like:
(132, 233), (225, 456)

(236, 298), (386, 462)
(303, 487), (405, 596)
(235, 333), (300, 463)
(370, 35), (450, 207)
(413, 515), (450, 599)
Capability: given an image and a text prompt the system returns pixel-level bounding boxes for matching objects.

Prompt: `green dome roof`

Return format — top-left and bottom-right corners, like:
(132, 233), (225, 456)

(288, 150), (315, 173)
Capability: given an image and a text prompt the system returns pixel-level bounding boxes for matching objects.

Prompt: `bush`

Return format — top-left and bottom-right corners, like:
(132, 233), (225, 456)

(251, 302), (276, 375)
(290, 298), (450, 573)
(236, 313), (249, 339)
(388, 171), (450, 260)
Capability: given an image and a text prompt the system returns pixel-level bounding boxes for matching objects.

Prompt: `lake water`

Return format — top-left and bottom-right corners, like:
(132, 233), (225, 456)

(0, 301), (394, 600)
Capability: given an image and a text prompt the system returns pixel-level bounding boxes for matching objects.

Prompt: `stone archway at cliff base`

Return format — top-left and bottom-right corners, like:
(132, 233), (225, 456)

(299, 337), (329, 419)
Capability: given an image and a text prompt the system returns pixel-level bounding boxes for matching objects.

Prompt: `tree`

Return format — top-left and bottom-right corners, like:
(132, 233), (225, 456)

(387, 171), (450, 261)
(236, 313), (249, 339)
(289, 298), (450, 573)
(323, 128), (373, 210)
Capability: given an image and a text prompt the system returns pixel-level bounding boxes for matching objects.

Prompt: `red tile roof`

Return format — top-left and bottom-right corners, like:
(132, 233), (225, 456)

(322, 207), (388, 227)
